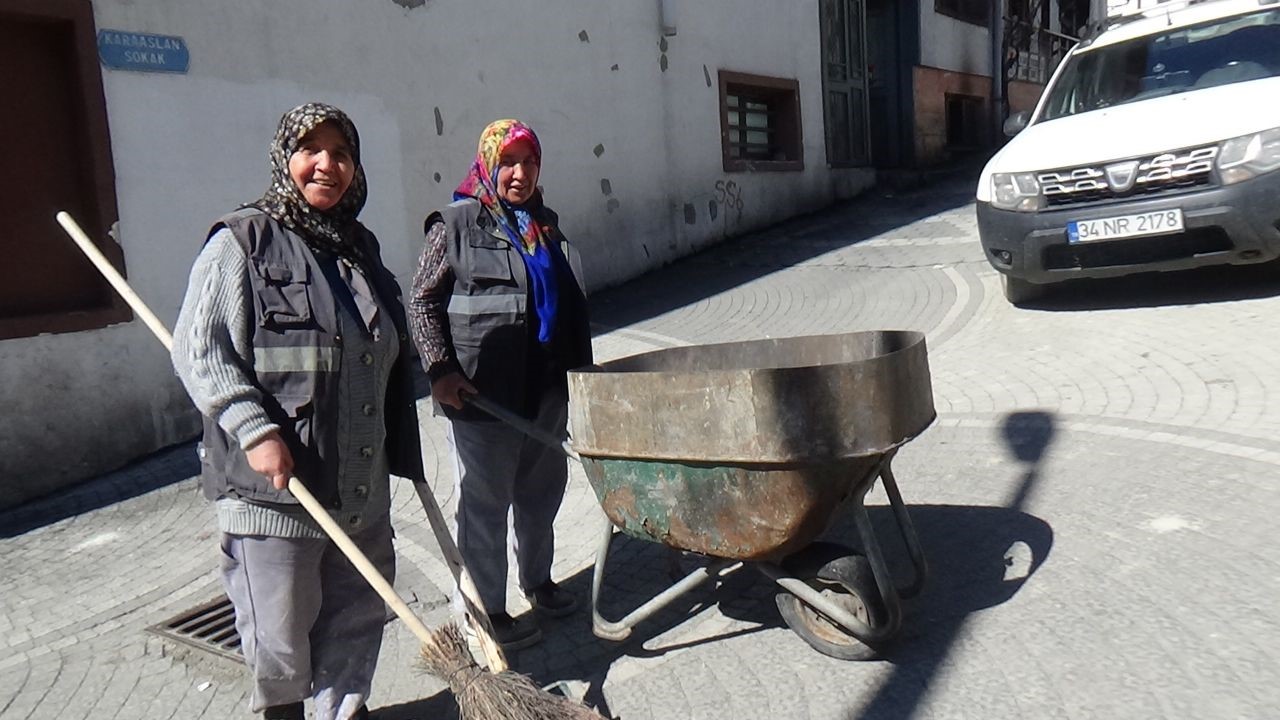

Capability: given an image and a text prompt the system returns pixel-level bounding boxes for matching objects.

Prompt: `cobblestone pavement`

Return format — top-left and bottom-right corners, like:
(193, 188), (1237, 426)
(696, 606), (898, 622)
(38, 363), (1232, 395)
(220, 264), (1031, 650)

(4, 173), (1279, 719)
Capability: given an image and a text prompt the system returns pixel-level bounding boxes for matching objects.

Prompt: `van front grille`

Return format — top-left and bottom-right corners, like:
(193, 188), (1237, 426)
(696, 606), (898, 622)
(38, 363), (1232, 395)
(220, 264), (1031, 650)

(1040, 145), (1218, 208)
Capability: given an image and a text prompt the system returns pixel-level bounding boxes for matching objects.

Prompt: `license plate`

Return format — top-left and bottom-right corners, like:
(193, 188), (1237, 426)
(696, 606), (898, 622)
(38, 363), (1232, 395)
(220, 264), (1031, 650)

(1067, 209), (1184, 244)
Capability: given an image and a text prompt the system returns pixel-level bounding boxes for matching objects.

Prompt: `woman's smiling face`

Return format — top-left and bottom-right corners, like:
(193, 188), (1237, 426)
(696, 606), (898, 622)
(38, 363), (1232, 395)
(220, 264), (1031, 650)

(288, 121), (355, 211)
(495, 138), (540, 206)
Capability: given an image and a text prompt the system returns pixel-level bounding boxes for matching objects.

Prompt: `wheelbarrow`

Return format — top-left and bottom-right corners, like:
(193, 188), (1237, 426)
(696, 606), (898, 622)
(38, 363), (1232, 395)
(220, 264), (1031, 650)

(477, 330), (934, 660)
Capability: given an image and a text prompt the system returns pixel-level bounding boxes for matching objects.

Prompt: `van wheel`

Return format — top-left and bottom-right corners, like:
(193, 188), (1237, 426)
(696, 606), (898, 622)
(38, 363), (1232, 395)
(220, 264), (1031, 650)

(1002, 275), (1044, 306)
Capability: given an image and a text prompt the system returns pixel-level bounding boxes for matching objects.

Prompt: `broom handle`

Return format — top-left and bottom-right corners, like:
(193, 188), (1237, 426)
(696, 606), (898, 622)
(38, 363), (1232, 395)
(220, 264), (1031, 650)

(55, 211), (510, 670)
(407, 479), (510, 671)
(286, 478), (438, 646)
(56, 212), (174, 347)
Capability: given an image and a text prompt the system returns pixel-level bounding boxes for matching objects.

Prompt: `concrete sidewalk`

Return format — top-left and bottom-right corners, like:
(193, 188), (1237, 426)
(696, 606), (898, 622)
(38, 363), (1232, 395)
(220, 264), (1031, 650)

(4, 173), (1280, 719)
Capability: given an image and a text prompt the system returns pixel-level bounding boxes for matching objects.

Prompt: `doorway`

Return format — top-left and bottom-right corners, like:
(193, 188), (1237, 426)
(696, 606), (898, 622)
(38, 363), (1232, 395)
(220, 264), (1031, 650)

(865, 0), (908, 167)
(819, 0), (871, 167)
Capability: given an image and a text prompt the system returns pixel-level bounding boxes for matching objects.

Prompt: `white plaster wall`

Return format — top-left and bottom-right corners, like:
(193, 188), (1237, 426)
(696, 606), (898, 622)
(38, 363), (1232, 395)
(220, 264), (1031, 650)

(649, 0), (874, 258)
(1, 0), (874, 505)
(920, 10), (993, 76)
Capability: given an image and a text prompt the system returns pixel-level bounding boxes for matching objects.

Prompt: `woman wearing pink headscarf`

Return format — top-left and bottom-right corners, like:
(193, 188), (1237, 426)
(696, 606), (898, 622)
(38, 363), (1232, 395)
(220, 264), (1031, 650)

(408, 119), (592, 651)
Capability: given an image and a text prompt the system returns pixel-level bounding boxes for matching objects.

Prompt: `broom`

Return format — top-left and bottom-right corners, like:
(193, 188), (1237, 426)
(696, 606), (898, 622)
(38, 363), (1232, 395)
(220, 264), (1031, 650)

(57, 212), (602, 720)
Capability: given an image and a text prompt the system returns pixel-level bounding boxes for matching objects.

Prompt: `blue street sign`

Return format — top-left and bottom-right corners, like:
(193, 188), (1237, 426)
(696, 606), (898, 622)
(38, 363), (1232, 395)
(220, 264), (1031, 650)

(97, 30), (189, 74)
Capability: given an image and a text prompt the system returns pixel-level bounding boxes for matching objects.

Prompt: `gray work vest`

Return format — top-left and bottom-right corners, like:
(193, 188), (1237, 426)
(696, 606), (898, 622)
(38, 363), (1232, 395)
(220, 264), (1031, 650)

(199, 209), (424, 507)
(429, 198), (592, 421)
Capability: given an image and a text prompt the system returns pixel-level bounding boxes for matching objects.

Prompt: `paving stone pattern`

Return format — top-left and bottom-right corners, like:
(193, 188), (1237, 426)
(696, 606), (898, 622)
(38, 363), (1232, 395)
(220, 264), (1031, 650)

(3, 175), (1278, 719)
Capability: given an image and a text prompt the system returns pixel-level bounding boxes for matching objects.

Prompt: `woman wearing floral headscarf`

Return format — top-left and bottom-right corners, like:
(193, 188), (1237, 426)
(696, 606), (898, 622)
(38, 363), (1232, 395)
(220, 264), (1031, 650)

(172, 103), (423, 720)
(408, 119), (592, 651)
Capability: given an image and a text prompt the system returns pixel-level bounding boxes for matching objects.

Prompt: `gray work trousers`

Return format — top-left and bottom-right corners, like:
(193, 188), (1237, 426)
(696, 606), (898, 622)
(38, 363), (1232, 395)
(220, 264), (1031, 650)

(448, 388), (569, 614)
(219, 519), (394, 719)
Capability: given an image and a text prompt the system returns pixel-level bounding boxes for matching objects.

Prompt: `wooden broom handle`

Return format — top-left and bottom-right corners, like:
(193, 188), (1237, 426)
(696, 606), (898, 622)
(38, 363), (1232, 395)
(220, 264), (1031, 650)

(285, 477), (438, 645)
(56, 212), (174, 347)
(56, 210), (509, 670)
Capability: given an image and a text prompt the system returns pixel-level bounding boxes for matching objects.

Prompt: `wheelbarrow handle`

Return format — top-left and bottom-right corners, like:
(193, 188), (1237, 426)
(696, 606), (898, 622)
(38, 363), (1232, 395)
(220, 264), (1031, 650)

(463, 393), (581, 461)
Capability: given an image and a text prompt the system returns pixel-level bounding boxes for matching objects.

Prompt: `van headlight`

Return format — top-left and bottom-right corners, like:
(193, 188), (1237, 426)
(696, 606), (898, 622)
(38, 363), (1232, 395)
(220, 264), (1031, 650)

(1218, 127), (1280, 185)
(991, 173), (1045, 211)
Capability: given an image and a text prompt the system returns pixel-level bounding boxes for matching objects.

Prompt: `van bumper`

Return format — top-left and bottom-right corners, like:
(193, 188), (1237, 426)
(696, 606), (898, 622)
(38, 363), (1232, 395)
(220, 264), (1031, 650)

(977, 171), (1280, 284)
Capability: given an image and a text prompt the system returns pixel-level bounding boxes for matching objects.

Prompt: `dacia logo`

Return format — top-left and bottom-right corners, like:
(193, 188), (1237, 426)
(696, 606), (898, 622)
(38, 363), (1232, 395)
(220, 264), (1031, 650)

(1104, 160), (1140, 193)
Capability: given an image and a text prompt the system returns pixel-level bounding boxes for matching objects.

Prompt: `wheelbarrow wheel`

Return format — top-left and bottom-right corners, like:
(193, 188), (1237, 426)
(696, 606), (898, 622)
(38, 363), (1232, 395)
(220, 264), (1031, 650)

(775, 542), (887, 661)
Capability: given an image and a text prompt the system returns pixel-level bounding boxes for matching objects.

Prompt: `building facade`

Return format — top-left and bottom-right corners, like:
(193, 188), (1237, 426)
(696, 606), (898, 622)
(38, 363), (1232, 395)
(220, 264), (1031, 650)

(1, 0), (883, 508)
(856, 0), (1090, 167)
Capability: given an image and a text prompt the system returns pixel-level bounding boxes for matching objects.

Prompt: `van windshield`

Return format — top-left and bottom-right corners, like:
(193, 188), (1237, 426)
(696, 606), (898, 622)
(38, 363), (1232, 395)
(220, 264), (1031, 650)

(1040, 8), (1280, 121)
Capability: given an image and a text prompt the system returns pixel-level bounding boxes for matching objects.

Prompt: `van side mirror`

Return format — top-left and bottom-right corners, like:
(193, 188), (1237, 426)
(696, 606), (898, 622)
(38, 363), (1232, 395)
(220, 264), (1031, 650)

(1003, 111), (1032, 137)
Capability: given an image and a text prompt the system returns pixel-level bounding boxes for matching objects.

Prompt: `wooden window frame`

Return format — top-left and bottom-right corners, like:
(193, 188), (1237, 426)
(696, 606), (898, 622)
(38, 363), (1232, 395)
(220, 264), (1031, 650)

(935, 0), (990, 27)
(0, 0), (129, 341)
(718, 70), (804, 173)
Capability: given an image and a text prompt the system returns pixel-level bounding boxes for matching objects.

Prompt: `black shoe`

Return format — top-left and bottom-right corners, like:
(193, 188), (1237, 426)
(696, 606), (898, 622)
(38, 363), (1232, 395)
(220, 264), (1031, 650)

(263, 702), (305, 720)
(526, 580), (578, 618)
(353, 705), (370, 720)
(484, 611), (542, 651)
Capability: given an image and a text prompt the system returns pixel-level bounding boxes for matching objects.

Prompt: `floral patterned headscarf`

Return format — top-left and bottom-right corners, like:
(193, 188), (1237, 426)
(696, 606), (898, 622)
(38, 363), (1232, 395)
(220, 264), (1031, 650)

(249, 103), (370, 269)
(453, 119), (551, 254)
(454, 119), (566, 343)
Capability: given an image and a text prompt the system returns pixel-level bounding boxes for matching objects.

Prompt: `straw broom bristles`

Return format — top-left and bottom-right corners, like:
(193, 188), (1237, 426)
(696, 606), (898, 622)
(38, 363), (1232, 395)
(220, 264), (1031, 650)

(421, 622), (604, 720)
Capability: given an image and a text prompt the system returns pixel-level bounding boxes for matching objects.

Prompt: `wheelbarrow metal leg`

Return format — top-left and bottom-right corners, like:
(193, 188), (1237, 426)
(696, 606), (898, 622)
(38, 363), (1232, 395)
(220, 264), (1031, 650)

(850, 500), (904, 640)
(879, 460), (929, 599)
(590, 514), (736, 641)
(788, 451), (924, 644)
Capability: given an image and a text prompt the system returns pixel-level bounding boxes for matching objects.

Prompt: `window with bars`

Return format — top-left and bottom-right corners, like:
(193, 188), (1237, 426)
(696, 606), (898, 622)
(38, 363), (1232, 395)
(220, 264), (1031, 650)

(718, 71), (804, 172)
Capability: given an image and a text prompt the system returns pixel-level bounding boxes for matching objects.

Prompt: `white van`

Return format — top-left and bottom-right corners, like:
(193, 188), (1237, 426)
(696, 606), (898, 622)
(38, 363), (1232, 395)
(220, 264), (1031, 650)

(976, 0), (1280, 304)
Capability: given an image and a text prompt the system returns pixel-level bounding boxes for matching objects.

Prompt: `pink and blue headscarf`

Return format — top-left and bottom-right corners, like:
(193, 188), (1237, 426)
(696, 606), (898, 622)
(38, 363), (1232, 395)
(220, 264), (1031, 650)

(454, 119), (566, 343)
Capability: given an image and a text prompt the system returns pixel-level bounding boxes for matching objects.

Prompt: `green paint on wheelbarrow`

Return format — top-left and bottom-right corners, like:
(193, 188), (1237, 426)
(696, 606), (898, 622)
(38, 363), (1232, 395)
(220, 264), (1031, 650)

(580, 454), (883, 562)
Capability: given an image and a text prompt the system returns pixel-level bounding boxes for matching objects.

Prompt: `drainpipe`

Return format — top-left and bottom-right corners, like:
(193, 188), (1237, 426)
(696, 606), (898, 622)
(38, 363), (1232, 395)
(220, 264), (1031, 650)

(990, 0), (1005, 145)
(660, 0), (677, 36)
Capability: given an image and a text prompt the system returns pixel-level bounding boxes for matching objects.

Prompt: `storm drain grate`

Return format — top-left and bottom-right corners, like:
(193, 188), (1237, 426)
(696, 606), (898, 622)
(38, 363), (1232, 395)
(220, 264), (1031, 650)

(147, 595), (243, 664)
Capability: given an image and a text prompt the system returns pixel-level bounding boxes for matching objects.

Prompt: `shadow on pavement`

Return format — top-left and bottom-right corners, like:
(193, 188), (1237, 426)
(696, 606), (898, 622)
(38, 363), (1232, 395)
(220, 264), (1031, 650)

(370, 528), (756, 720)
(844, 410), (1057, 719)
(372, 690), (459, 720)
(470, 499), (1056, 720)
(1014, 260), (1280, 312)
(844, 503), (1053, 718)
(589, 174), (977, 333)
(392, 411), (1056, 719)
(0, 441), (199, 539)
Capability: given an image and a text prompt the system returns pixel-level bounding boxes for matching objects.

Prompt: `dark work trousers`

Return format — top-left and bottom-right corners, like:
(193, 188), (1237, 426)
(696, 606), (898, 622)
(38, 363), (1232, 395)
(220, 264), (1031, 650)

(219, 518), (394, 719)
(448, 387), (570, 614)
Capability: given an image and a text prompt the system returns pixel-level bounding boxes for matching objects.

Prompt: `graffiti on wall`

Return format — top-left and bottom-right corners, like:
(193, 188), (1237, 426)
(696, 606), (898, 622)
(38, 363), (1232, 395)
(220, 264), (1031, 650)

(713, 180), (745, 225)
(682, 179), (747, 231)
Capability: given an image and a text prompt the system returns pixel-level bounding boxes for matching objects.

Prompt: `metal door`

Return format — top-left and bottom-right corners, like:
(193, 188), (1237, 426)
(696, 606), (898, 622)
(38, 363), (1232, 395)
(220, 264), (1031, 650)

(820, 0), (871, 166)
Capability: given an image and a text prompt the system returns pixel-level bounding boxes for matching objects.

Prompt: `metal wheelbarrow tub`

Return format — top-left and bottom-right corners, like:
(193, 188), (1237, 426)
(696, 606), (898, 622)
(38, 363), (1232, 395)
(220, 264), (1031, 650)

(567, 331), (935, 659)
(568, 329), (935, 464)
(578, 455), (883, 562)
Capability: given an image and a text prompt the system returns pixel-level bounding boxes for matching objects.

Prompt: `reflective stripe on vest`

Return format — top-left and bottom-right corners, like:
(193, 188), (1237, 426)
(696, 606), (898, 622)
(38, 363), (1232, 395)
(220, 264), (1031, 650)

(254, 346), (340, 373)
(448, 293), (526, 316)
